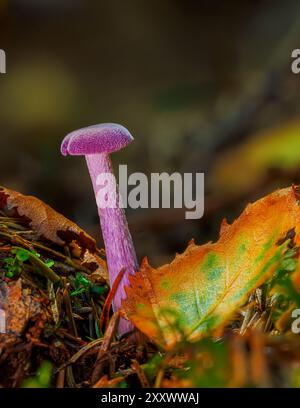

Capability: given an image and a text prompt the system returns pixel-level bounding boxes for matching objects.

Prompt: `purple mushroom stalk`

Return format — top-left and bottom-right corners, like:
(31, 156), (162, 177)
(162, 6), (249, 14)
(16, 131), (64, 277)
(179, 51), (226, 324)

(61, 123), (138, 335)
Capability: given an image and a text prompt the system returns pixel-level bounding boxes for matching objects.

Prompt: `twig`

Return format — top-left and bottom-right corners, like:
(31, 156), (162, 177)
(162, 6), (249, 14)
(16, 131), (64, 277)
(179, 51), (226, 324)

(131, 359), (150, 388)
(100, 267), (125, 332)
(62, 278), (78, 338)
(91, 312), (120, 385)
(57, 338), (103, 372)
(56, 368), (65, 388)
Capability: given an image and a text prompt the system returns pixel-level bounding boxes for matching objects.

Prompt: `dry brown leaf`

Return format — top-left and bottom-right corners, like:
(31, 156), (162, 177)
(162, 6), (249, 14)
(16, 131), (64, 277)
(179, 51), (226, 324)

(0, 186), (107, 280)
(0, 186), (96, 251)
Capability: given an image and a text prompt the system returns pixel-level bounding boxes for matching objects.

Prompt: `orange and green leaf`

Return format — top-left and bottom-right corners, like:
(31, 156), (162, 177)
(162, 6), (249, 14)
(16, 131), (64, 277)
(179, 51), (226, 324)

(122, 186), (300, 348)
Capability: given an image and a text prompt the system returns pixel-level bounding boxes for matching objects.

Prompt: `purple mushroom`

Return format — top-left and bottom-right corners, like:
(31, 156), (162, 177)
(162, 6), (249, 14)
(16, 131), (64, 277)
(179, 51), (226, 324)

(61, 123), (138, 335)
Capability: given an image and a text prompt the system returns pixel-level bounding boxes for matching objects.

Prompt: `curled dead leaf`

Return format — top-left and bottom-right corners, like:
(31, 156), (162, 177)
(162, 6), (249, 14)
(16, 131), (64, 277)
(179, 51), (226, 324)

(0, 187), (107, 280)
(0, 186), (95, 250)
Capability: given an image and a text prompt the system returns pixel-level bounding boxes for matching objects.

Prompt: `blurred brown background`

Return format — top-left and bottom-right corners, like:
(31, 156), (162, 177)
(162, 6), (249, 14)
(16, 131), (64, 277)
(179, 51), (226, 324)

(1, 0), (300, 266)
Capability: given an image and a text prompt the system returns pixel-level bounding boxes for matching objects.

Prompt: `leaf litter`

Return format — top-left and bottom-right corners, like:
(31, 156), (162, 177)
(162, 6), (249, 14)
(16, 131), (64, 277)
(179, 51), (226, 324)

(1, 186), (300, 387)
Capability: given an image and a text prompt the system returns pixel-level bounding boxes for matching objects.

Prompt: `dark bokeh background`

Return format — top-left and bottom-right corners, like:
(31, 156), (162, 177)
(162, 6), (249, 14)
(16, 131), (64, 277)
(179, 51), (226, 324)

(1, 0), (300, 266)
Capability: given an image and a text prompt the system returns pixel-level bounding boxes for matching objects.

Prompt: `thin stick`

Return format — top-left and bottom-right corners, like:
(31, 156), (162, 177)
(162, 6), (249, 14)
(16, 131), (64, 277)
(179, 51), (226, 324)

(99, 267), (125, 332)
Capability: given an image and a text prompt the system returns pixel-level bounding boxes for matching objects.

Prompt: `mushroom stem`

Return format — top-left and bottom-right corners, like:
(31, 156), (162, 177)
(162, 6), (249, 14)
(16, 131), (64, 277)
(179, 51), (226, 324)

(85, 153), (138, 335)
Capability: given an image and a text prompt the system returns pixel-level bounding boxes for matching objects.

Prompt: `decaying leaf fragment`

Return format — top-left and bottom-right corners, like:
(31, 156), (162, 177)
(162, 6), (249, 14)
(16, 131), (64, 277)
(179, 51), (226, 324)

(0, 186), (107, 280)
(122, 186), (300, 348)
(0, 187), (96, 250)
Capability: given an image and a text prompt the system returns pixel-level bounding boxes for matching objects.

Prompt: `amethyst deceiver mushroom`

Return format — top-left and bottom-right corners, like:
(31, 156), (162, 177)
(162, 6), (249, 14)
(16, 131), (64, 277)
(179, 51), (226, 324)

(61, 123), (138, 335)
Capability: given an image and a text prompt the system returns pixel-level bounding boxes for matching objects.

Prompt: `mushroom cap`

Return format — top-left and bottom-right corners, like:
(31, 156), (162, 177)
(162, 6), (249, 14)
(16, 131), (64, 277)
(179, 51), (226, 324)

(61, 123), (134, 156)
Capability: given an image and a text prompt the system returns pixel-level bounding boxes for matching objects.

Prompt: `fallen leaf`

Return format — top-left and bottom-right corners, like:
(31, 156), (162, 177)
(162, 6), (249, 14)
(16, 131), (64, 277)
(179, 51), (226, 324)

(122, 186), (300, 348)
(0, 186), (96, 251)
(0, 186), (107, 280)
